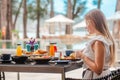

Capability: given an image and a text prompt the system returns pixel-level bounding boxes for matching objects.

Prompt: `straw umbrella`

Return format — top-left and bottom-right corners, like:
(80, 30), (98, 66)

(45, 15), (74, 34)
(73, 20), (86, 30)
(45, 14), (74, 24)
(108, 11), (120, 21)
(45, 15), (85, 45)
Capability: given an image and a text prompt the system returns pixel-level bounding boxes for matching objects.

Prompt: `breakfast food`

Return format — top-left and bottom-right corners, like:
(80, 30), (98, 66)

(69, 53), (76, 59)
(38, 49), (48, 54)
(33, 49), (47, 54)
(29, 55), (51, 60)
(22, 49), (48, 55)
(60, 53), (76, 60)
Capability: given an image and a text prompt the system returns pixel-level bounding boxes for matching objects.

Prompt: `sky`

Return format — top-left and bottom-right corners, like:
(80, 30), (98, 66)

(54, 0), (117, 18)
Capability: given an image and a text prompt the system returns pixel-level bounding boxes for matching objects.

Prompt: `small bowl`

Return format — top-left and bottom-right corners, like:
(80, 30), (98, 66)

(49, 60), (57, 66)
(12, 56), (28, 64)
(33, 58), (51, 64)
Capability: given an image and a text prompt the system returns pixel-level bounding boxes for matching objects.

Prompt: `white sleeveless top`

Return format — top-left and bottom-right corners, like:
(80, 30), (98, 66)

(82, 35), (112, 79)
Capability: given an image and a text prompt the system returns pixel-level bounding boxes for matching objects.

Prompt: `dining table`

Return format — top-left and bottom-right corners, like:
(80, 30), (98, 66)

(0, 60), (83, 80)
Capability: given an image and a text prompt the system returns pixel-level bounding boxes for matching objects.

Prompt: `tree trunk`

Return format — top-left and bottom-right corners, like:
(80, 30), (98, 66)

(67, 0), (72, 19)
(13, 0), (23, 30)
(23, 0), (27, 38)
(115, 0), (120, 11)
(66, 0), (72, 34)
(6, 0), (12, 40)
(1, 0), (7, 39)
(9, 0), (13, 30)
(36, 0), (40, 38)
(114, 0), (120, 40)
(66, 0), (73, 49)
(114, 0), (120, 49)
(97, 0), (102, 9)
(72, 0), (76, 19)
(0, 0), (1, 30)
(49, 0), (54, 35)
(50, 0), (54, 18)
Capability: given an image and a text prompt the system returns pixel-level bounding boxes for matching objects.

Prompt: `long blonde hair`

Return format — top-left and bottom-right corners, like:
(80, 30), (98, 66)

(85, 9), (116, 66)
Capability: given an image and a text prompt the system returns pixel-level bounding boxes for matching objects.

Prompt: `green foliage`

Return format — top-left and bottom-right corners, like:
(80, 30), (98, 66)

(64, 0), (87, 19)
(12, 29), (19, 34)
(92, 0), (102, 9)
(12, 0), (20, 15)
(27, 0), (48, 20)
(73, 0), (87, 18)
(93, 0), (102, 5)
(12, 29), (19, 38)
(92, 0), (98, 5)
(0, 30), (2, 39)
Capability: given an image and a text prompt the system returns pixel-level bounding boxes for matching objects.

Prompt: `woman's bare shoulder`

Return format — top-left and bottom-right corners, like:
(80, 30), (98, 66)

(92, 40), (105, 49)
(94, 40), (104, 45)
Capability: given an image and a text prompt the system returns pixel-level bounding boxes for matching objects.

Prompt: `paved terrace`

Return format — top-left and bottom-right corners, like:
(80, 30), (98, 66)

(4, 67), (84, 80)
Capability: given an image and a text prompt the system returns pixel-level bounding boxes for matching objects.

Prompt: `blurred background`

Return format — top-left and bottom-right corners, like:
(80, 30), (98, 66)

(0, 1), (120, 80)
(0, 0), (120, 51)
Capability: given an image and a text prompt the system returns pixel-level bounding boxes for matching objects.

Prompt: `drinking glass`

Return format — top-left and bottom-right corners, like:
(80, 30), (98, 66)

(26, 44), (31, 52)
(34, 43), (39, 50)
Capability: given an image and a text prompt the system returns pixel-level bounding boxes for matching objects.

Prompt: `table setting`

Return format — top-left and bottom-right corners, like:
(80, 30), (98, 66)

(0, 38), (81, 65)
(0, 38), (83, 80)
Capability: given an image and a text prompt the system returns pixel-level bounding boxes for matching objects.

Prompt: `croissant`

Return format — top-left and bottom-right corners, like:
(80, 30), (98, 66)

(33, 49), (47, 54)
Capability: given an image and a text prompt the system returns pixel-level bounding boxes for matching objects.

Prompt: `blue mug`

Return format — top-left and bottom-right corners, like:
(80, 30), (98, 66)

(1, 54), (11, 61)
(65, 50), (74, 56)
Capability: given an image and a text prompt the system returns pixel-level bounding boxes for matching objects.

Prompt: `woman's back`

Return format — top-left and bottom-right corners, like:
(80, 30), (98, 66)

(82, 35), (112, 79)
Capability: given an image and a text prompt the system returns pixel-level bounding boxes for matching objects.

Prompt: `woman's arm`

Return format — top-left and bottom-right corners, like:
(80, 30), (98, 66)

(76, 40), (105, 75)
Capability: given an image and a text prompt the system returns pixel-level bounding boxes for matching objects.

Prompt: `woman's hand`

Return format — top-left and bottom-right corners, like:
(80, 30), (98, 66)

(75, 50), (85, 59)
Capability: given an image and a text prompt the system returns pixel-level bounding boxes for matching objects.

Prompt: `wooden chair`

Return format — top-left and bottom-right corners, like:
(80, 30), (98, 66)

(65, 78), (81, 80)
(65, 68), (120, 80)
(111, 69), (120, 80)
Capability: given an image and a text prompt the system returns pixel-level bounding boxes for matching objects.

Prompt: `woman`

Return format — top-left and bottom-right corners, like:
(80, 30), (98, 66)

(76, 9), (116, 79)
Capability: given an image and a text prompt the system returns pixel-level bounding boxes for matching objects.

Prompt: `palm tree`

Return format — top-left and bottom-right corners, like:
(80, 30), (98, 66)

(116, 0), (120, 11)
(97, 0), (102, 9)
(64, 0), (87, 19)
(1, 0), (7, 39)
(13, 0), (23, 30)
(9, 0), (13, 31)
(27, 0), (48, 38)
(23, 0), (27, 38)
(36, 0), (40, 38)
(92, 0), (102, 9)
(66, 0), (72, 34)
(50, 0), (54, 18)
(114, 0), (120, 48)
(115, 0), (120, 39)
(0, 0), (1, 30)
(67, 0), (72, 19)
(6, 0), (12, 40)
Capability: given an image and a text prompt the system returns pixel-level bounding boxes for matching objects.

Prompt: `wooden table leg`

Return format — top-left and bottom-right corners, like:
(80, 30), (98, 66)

(0, 72), (5, 80)
(0, 72), (1, 80)
(17, 72), (20, 80)
(62, 71), (65, 80)
(2, 72), (5, 80)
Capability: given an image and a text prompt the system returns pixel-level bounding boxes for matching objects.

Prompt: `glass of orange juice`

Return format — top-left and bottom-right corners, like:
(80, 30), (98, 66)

(16, 44), (22, 56)
(49, 43), (55, 57)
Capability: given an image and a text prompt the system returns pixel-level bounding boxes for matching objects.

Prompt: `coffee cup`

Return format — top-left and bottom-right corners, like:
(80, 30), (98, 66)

(1, 54), (11, 61)
(34, 43), (39, 50)
(65, 50), (74, 56)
